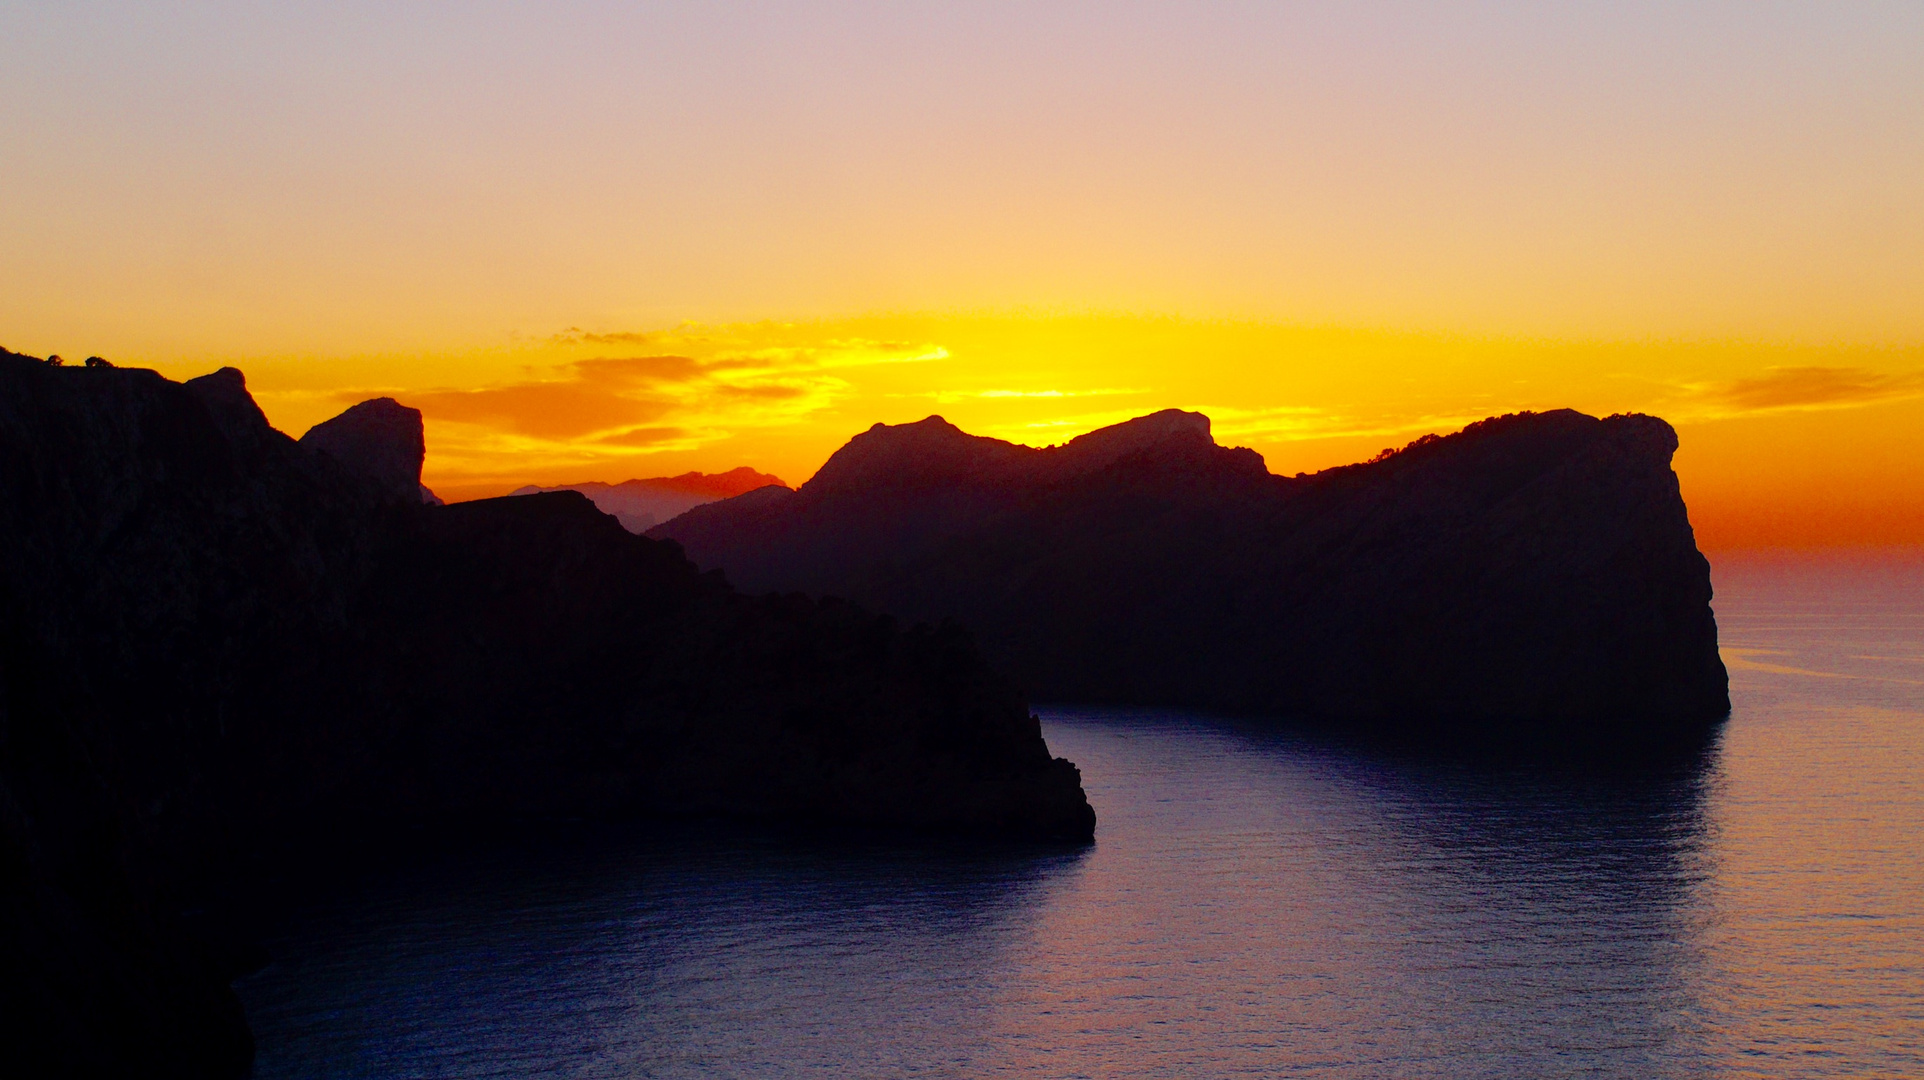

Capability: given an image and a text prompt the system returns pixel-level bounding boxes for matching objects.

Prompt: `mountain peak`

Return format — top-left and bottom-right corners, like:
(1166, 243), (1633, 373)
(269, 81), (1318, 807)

(299, 397), (429, 504)
(804, 409), (1265, 496)
(1056, 409), (1216, 472)
(510, 467), (790, 533)
(882, 413), (958, 430)
(184, 366), (276, 449)
(657, 406), (1727, 731)
(1070, 408), (1210, 445)
(617, 467), (787, 498)
(809, 414), (1033, 493)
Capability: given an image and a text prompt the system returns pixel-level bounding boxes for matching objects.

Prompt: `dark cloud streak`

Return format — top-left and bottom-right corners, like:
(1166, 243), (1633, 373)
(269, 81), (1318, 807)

(573, 355), (705, 386)
(404, 383), (676, 439)
(594, 426), (690, 447)
(1717, 366), (1924, 411)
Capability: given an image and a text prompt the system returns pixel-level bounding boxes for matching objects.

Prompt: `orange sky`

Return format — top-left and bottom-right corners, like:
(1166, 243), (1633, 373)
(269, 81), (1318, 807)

(6, 5), (1922, 550)
(116, 315), (1921, 551)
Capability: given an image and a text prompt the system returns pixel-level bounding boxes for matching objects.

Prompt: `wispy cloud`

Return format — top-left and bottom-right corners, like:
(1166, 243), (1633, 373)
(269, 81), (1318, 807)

(1651, 365), (1924, 422)
(1204, 405), (1491, 446)
(327, 327), (954, 490)
(571, 354), (708, 384)
(1714, 366), (1924, 412)
(550, 325), (949, 370)
(339, 332), (946, 446)
(548, 328), (661, 346)
(401, 381), (677, 439)
(593, 426), (691, 448)
(927, 386), (1147, 404)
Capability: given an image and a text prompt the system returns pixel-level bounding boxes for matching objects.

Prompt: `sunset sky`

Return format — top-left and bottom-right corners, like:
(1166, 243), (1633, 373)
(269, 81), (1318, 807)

(6, 3), (1922, 549)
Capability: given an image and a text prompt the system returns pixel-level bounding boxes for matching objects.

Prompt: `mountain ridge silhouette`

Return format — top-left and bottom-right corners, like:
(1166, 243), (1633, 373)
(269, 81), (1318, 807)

(510, 467), (786, 532)
(0, 349), (1090, 1076)
(656, 407), (1731, 735)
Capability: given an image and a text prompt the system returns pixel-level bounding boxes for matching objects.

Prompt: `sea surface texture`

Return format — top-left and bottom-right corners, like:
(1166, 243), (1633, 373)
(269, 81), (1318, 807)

(239, 557), (1923, 1079)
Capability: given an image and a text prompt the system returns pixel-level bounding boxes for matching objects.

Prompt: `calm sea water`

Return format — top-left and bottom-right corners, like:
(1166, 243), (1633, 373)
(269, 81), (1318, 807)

(240, 556), (1924, 1079)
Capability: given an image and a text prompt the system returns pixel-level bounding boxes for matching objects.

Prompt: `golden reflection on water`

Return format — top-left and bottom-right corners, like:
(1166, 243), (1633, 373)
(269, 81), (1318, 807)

(1696, 558), (1922, 1075)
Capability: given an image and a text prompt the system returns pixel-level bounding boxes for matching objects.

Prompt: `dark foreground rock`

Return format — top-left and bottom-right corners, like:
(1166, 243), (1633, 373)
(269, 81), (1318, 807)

(0, 350), (1091, 1076)
(656, 408), (1730, 739)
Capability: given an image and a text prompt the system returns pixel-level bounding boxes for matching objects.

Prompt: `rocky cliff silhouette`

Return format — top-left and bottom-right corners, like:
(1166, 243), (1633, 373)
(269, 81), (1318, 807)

(656, 408), (1730, 736)
(0, 350), (1091, 1076)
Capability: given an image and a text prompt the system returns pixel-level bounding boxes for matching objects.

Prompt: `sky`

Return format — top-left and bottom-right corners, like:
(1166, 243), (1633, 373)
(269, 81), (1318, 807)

(4, 2), (1922, 549)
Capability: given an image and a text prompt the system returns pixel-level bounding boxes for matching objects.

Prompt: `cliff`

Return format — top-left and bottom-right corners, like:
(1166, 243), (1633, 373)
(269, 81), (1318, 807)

(0, 350), (1091, 1075)
(298, 395), (439, 505)
(656, 408), (1730, 738)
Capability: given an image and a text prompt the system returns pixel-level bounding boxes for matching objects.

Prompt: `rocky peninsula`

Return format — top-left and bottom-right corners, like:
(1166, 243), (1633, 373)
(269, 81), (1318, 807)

(0, 350), (1092, 1075)
(657, 408), (1731, 738)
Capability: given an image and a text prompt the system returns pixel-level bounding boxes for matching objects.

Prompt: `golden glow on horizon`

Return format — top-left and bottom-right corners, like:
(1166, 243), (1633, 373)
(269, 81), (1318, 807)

(9, 6), (1924, 549)
(126, 314), (1924, 551)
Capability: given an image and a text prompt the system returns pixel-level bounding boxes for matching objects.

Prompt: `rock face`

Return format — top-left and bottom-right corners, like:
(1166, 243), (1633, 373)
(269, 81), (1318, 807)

(298, 396), (437, 504)
(656, 408), (1731, 738)
(0, 351), (1092, 1076)
(511, 467), (787, 533)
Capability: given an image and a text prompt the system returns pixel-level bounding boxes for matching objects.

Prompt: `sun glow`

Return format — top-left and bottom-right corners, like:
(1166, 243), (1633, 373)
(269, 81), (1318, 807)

(131, 313), (1924, 551)
(9, 4), (1923, 551)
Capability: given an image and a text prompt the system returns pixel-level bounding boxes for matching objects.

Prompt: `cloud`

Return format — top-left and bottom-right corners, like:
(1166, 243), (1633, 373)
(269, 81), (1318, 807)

(323, 324), (960, 494)
(381, 328), (940, 454)
(594, 426), (690, 447)
(572, 355), (705, 386)
(1648, 365), (1924, 423)
(390, 353), (815, 441)
(403, 383), (677, 439)
(548, 328), (667, 347)
(1713, 366), (1924, 412)
(552, 324), (950, 370)
(928, 387), (1148, 403)
(713, 383), (809, 401)
(1205, 405), (1489, 445)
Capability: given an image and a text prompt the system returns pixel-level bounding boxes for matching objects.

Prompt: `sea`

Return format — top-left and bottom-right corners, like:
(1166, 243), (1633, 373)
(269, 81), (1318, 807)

(238, 554), (1923, 1079)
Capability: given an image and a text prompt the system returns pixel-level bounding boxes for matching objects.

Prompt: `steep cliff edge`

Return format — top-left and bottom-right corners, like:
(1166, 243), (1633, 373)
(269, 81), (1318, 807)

(298, 395), (442, 505)
(0, 351), (1091, 1075)
(657, 408), (1729, 738)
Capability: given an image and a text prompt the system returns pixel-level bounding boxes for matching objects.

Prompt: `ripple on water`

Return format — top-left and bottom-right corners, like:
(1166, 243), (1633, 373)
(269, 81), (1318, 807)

(241, 558), (1924, 1079)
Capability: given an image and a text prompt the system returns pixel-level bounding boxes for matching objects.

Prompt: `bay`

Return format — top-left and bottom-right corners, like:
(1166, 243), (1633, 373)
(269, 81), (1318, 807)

(240, 556), (1924, 1078)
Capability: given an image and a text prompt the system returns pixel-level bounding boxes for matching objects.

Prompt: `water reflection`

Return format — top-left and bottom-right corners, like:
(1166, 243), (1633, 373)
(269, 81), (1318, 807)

(1014, 712), (1723, 1079)
(240, 559), (1924, 1078)
(245, 720), (1733, 1080)
(1700, 555), (1924, 1076)
(242, 828), (1089, 1079)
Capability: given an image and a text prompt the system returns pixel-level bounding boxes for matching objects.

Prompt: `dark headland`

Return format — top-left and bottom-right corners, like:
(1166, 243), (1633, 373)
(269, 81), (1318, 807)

(0, 351), (1092, 1075)
(656, 408), (1731, 741)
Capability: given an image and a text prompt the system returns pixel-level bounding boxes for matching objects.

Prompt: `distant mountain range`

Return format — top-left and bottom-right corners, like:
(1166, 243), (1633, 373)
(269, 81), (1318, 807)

(656, 408), (1731, 741)
(512, 468), (786, 533)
